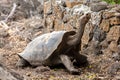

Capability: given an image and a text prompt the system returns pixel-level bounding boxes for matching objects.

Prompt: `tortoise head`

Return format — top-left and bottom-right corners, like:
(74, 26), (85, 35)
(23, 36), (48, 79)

(79, 13), (91, 24)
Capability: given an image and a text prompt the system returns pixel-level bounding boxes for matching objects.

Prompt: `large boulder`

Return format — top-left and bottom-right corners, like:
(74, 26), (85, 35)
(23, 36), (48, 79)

(107, 26), (120, 42)
(99, 19), (110, 32)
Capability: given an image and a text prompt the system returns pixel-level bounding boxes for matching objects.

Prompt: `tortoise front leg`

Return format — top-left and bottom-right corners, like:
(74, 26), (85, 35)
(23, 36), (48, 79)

(73, 51), (88, 66)
(60, 54), (80, 74)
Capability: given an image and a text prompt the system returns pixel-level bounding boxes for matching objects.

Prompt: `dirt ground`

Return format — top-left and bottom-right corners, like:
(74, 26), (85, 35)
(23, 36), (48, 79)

(0, 19), (119, 80)
(0, 0), (120, 80)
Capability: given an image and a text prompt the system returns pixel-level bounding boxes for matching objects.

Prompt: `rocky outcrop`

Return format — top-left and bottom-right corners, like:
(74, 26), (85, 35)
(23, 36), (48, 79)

(42, 1), (120, 60)
(45, 1), (120, 55)
(0, 0), (120, 79)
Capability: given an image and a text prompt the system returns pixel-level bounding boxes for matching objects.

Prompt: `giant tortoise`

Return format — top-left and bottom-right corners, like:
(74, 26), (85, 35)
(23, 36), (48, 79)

(17, 13), (91, 74)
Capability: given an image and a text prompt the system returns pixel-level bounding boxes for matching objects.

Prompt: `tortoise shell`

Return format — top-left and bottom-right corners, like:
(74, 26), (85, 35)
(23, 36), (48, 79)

(18, 31), (66, 65)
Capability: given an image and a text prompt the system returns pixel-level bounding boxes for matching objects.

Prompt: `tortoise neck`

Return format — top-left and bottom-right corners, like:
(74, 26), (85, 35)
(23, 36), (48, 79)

(76, 21), (86, 43)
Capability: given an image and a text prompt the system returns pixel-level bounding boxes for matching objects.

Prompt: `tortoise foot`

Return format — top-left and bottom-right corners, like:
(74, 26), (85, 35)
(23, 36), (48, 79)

(69, 68), (80, 75)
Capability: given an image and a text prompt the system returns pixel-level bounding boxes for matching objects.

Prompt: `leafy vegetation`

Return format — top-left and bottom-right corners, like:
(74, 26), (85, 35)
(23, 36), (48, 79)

(103, 0), (120, 4)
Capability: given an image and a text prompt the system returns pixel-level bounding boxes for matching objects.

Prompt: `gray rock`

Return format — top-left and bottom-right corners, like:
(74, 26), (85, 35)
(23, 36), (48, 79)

(112, 53), (120, 61)
(0, 64), (22, 80)
(90, 2), (108, 12)
(0, 29), (8, 38)
(89, 0), (101, 3)
(93, 26), (106, 42)
(108, 62), (120, 75)
(0, 38), (5, 48)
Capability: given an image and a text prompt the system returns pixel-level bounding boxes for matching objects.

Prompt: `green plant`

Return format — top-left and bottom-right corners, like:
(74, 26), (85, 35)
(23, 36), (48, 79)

(103, 0), (120, 4)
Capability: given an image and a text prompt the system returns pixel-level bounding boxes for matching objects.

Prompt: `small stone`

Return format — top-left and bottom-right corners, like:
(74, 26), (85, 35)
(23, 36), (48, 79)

(107, 26), (120, 42)
(53, 5), (64, 20)
(93, 26), (106, 42)
(91, 12), (102, 26)
(0, 28), (8, 37)
(99, 19), (110, 32)
(109, 17), (120, 25)
(108, 41), (118, 52)
(44, 1), (52, 15)
(100, 40), (109, 49)
(35, 66), (50, 73)
(102, 11), (120, 19)
(65, 1), (83, 8)
(108, 62), (120, 75)
(0, 38), (6, 48)
(112, 52), (120, 61)
(63, 14), (71, 23)
(82, 22), (94, 45)
(102, 48), (112, 55)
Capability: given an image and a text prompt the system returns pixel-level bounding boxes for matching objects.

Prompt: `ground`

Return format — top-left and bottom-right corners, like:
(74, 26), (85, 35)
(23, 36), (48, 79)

(0, 0), (120, 80)
(0, 21), (119, 79)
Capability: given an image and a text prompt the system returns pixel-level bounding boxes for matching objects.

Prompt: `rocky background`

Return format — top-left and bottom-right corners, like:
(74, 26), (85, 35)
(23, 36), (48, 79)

(0, 0), (120, 80)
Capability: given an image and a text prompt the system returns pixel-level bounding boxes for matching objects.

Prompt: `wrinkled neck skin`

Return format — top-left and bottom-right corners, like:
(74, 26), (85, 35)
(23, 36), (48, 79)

(76, 21), (86, 42)
(67, 20), (87, 46)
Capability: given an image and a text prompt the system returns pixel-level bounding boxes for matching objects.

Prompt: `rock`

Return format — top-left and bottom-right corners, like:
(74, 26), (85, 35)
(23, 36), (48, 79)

(118, 45), (120, 52)
(0, 64), (23, 80)
(108, 62), (120, 75)
(0, 38), (6, 48)
(11, 17), (44, 41)
(63, 14), (71, 23)
(100, 40), (109, 49)
(54, 19), (64, 31)
(26, 72), (31, 76)
(91, 41), (103, 55)
(93, 26), (106, 42)
(65, 1), (83, 8)
(35, 66), (50, 73)
(99, 19), (110, 32)
(112, 53), (120, 61)
(89, 0), (101, 3)
(72, 4), (91, 15)
(36, 4), (44, 17)
(12, 0), (43, 20)
(109, 17), (120, 25)
(82, 22), (94, 45)
(9, 70), (24, 80)
(0, 54), (4, 65)
(67, 15), (78, 30)
(44, 1), (52, 15)
(112, 5), (120, 13)
(108, 41), (118, 52)
(53, 5), (64, 20)
(0, 28), (8, 37)
(55, 0), (66, 7)
(102, 48), (112, 55)
(90, 2), (108, 12)
(102, 11), (120, 19)
(12, 10), (27, 20)
(82, 40), (102, 55)
(45, 15), (54, 32)
(91, 12), (102, 26)
(106, 26), (120, 42)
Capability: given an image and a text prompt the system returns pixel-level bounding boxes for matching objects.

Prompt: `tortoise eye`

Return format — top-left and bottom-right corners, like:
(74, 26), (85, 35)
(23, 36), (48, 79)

(86, 13), (89, 16)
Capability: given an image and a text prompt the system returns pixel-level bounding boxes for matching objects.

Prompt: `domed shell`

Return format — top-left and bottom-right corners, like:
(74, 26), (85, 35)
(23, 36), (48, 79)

(18, 31), (66, 65)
